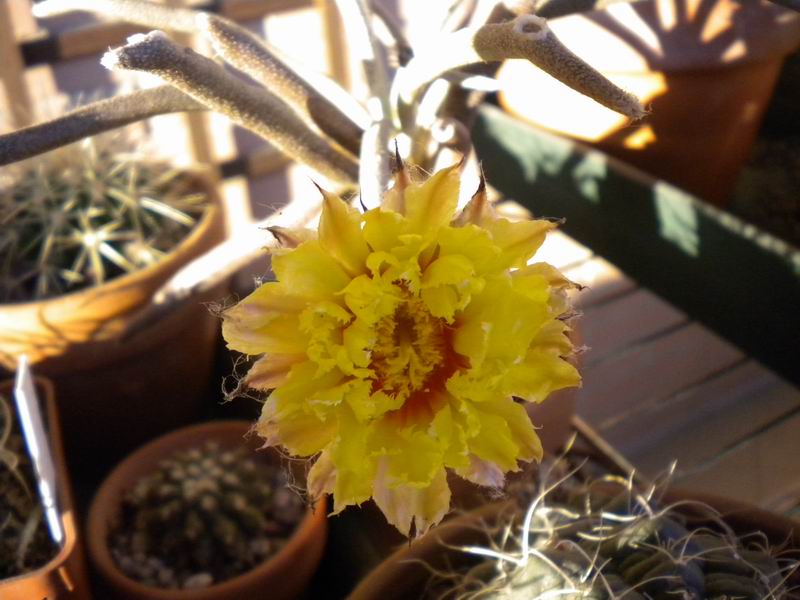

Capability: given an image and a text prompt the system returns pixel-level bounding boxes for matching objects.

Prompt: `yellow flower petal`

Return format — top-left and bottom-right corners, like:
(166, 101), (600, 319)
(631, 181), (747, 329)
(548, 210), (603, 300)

(257, 396), (336, 456)
(223, 310), (308, 355)
(422, 254), (475, 288)
(487, 218), (556, 269)
(530, 320), (576, 355)
(373, 463), (451, 537)
(245, 353), (306, 389)
(404, 163), (460, 239)
(272, 361), (345, 411)
(370, 421), (444, 487)
(431, 402), (470, 470)
(363, 208), (406, 252)
(480, 398), (543, 464)
(318, 188), (370, 276)
(331, 406), (376, 512)
(300, 301), (352, 375)
(272, 240), (350, 299)
(455, 455), (506, 488)
(342, 318), (375, 368)
(342, 274), (400, 324)
(308, 450), (336, 499)
(437, 224), (498, 274)
(460, 402), (522, 472)
(347, 387), (404, 423)
(420, 285), (460, 322)
(503, 349), (581, 404)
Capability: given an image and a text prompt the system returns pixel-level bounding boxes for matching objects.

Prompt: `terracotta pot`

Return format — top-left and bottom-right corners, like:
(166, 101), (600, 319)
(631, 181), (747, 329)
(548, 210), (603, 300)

(347, 491), (800, 599)
(87, 420), (328, 600)
(0, 378), (91, 600)
(0, 169), (227, 465)
(497, 0), (800, 206)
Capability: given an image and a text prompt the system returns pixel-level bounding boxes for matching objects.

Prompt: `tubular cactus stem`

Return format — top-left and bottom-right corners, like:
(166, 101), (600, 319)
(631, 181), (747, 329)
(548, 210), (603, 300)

(199, 13), (364, 157)
(398, 14), (644, 120)
(0, 87), (203, 166)
(474, 15), (644, 118)
(102, 31), (359, 185)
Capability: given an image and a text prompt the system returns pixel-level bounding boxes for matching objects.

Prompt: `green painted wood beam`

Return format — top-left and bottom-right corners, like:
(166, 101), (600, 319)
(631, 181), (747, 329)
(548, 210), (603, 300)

(473, 105), (800, 387)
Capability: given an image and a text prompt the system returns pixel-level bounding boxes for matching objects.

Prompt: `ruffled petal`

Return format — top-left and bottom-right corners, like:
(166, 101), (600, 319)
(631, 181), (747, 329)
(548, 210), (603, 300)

(300, 301), (352, 375)
(503, 349), (582, 404)
(348, 387), (404, 423)
(421, 254), (484, 323)
(404, 163), (460, 239)
(318, 189), (370, 276)
(330, 406), (376, 512)
(222, 283), (308, 355)
(363, 208), (407, 252)
(480, 397), (543, 464)
(457, 398), (538, 473)
(271, 361), (345, 412)
(256, 396), (336, 456)
(487, 218), (556, 269)
(455, 455), (506, 488)
(272, 240), (351, 299)
(370, 421), (444, 487)
(308, 450), (336, 499)
(223, 310), (308, 355)
(245, 353), (306, 389)
(372, 462), (451, 537)
(431, 402), (470, 470)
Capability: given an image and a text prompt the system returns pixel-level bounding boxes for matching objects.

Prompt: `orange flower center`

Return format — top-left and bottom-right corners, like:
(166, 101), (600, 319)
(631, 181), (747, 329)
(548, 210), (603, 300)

(371, 286), (469, 426)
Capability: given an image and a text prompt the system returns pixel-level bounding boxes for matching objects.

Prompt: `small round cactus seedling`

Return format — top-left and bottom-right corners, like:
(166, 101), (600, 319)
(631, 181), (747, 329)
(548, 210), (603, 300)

(108, 440), (305, 590)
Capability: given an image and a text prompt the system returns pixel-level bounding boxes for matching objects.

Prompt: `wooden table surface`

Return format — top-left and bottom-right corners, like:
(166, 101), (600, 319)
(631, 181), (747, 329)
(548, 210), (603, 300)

(539, 227), (800, 516)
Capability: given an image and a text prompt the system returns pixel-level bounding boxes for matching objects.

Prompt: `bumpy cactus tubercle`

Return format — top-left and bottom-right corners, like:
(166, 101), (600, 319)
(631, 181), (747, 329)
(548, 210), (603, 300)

(109, 441), (305, 590)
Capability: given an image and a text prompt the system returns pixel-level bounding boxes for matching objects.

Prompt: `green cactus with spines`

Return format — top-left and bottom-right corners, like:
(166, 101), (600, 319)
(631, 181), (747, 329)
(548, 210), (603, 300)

(0, 130), (208, 303)
(109, 440), (305, 590)
(443, 472), (797, 600)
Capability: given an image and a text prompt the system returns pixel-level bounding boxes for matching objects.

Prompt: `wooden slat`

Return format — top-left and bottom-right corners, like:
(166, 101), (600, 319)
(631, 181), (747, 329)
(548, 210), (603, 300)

(579, 288), (687, 368)
(216, 0), (311, 21)
(564, 256), (637, 309)
(671, 409), (800, 507)
(0, 0), (36, 128)
(577, 323), (745, 425)
(168, 0), (215, 167)
(20, 0), (312, 66)
(314, 0), (350, 88)
(612, 360), (797, 461)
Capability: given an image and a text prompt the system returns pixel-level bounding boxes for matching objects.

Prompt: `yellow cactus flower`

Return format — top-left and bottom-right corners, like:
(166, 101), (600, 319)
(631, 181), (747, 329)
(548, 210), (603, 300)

(222, 164), (580, 536)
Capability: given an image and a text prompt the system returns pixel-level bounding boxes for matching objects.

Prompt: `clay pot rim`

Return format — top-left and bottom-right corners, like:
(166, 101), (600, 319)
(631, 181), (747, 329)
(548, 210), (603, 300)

(0, 378), (81, 587)
(87, 419), (328, 600)
(0, 167), (222, 312)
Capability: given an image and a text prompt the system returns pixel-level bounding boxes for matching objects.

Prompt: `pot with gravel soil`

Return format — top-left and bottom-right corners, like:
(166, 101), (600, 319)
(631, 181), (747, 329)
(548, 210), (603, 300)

(87, 420), (327, 600)
(0, 377), (91, 600)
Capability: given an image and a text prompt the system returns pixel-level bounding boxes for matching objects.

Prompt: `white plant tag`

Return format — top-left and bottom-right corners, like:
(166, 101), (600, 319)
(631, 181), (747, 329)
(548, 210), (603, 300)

(14, 356), (64, 545)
